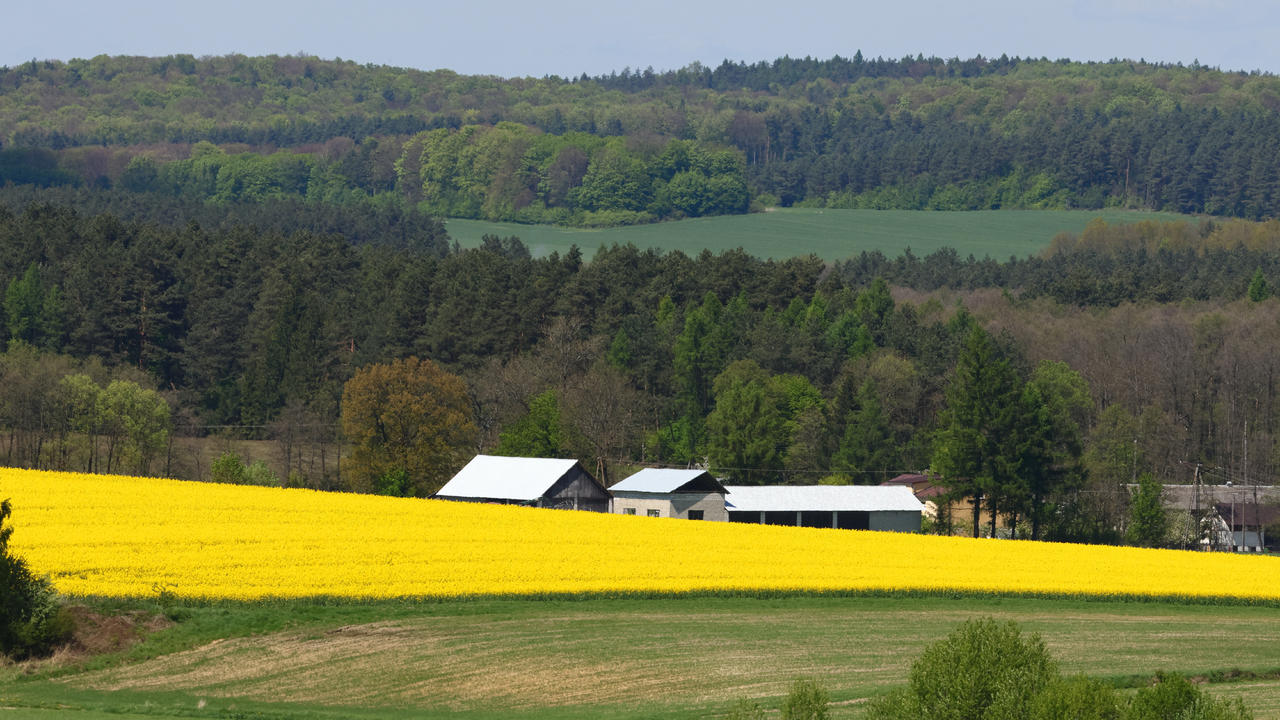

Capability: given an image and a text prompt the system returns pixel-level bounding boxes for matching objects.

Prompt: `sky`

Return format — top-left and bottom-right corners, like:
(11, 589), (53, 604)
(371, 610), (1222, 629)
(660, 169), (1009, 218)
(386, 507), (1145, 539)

(9, 0), (1280, 78)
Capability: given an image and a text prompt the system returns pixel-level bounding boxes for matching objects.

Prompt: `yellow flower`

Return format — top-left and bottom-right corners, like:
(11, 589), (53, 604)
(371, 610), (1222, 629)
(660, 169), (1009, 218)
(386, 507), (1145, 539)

(2, 468), (1276, 601)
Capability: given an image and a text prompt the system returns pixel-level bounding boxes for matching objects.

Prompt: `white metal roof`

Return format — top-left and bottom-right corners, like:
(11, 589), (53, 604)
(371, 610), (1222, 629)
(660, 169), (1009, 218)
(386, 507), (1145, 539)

(610, 468), (720, 494)
(436, 455), (580, 502)
(723, 485), (924, 513)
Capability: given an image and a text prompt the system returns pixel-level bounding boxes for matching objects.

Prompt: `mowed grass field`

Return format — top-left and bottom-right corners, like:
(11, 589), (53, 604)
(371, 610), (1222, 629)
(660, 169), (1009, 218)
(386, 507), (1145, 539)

(445, 208), (1193, 262)
(4, 470), (1280, 718)
(4, 596), (1280, 719)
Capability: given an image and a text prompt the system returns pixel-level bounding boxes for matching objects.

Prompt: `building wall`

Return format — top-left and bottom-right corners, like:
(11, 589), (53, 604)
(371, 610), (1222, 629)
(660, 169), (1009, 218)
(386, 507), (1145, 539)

(869, 510), (922, 533)
(729, 509), (921, 532)
(612, 492), (728, 521)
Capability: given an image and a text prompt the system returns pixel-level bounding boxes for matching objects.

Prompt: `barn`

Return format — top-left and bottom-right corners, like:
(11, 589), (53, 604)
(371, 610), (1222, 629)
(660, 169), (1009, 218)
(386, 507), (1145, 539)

(609, 468), (729, 521)
(435, 455), (611, 512)
(724, 485), (924, 532)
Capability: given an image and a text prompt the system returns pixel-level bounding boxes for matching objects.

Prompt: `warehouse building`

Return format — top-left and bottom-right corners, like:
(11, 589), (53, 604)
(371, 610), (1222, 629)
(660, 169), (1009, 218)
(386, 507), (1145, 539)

(724, 484), (924, 532)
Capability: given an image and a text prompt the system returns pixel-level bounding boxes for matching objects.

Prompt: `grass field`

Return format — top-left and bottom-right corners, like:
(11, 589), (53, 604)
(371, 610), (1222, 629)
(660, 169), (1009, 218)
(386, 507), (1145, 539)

(444, 208), (1194, 262)
(4, 595), (1280, 719)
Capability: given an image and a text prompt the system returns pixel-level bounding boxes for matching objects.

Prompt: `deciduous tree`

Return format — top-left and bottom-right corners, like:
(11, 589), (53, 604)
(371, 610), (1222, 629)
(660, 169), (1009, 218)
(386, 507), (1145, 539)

(341, 356), (476, 497)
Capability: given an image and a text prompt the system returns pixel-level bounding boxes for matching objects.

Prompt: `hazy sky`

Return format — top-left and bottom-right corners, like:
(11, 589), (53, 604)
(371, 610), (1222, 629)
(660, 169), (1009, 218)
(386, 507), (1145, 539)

(10, 1), (1280, 77)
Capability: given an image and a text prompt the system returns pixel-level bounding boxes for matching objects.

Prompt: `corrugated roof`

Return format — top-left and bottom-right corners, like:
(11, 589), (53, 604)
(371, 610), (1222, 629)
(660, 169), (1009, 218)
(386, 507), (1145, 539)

(436, 455), (580, 501)
(723, 485), (924, 513)
(610, 468), (723, 494)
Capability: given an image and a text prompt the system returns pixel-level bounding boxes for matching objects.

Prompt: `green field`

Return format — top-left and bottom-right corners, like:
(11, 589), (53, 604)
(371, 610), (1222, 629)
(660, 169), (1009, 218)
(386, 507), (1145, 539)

(4, 595), (1279, 719)
(445, 208), (1194, 262)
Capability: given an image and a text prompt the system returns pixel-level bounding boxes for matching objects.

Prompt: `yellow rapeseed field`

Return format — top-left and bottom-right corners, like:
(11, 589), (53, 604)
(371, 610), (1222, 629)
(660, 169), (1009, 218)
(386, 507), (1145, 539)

(2, 468), (1278, 601)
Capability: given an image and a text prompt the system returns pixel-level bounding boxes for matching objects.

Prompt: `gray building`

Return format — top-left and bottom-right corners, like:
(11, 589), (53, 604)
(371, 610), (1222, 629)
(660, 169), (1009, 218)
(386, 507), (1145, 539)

(610, 468), (729, 521)
(724, 485), (924, 532)
(435, 455), (611, 512)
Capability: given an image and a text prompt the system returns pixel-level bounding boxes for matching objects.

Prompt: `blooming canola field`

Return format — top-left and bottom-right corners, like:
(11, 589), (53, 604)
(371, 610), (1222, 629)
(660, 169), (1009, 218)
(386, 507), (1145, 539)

(4, 468), (1279, 601)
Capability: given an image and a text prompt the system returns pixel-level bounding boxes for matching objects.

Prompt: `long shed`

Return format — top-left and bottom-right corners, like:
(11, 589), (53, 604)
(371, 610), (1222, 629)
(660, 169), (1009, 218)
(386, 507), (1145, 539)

(435, 455), (611, 512)
(723, 485), (923, 532)
(610, 468), (728, 521)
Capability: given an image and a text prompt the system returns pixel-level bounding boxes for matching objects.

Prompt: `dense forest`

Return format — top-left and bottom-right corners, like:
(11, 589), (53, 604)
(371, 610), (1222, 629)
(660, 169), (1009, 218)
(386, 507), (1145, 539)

(3, 53), (1280, 222)
(0, 194), (1278, 542)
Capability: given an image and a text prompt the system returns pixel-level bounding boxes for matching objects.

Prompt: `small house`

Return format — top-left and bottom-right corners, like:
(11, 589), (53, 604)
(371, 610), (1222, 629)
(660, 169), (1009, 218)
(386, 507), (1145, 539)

(435, 455), (611, 512)
(724, 485), (924, 532)
(610, 468), (729, 521)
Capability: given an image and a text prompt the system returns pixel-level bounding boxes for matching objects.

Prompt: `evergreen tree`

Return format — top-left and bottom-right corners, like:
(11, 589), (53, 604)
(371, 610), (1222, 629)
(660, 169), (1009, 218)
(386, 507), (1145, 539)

(931, 326), (1024, 536)
(1248, 267), (1270, 301)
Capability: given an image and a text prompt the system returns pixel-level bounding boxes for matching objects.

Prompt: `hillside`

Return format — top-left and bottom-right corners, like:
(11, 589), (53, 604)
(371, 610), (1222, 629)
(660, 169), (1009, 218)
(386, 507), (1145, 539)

(3, 54), (1280, 223)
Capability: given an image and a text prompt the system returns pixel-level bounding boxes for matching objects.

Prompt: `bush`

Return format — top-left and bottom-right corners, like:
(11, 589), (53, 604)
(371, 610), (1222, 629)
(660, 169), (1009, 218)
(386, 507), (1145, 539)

(867, 618), (1056, 720)
(781, 678), (829, 720)
(210, 452), (280, 486)
(1128, 673), (1252, 720)
(209, 450), (246, 484)
(1029, 676), (1124, 720)
(866, 619), (1254, 720)
(0, 499), (72, 659)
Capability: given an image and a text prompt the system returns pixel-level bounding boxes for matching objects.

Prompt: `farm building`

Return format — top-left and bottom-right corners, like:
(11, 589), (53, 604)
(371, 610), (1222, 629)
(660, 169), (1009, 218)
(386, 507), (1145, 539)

(1211, 502), (1277, 551)
(609, 468), (729, 521)
(435, 455), (611, 512)
(724, 485), (924, 532)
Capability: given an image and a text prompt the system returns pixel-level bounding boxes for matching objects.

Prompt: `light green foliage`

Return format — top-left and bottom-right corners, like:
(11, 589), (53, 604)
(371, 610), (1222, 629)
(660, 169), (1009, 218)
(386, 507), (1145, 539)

(495, 390), (572, 459)
(1247, 268), (1269, 302)
(4, 263), (63, 350)
(101, 379), (171, 475)
(210, 451), (247, 485)
(1028, 676), (1124, 720)
(781, 678), (830, 720)
(1127, 473), (1169, 548)
(1128, 673), (1252, 720)
(867, 618), (1057, 720)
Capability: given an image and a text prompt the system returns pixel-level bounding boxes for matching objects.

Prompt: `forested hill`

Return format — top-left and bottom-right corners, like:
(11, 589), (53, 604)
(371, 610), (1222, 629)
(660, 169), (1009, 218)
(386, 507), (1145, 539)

(3, 54), (1280, 223)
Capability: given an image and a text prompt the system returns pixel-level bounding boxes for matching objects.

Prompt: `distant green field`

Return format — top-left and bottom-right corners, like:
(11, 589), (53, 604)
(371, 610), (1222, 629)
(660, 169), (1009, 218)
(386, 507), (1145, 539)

(445, 208), (1193, 262)
(5, 595), (1279, 719)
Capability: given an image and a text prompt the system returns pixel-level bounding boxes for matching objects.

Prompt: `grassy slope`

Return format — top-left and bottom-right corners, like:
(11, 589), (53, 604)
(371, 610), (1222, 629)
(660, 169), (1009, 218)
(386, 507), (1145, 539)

(4, 595), (1280, 719)
(444, 208), (1193, 262)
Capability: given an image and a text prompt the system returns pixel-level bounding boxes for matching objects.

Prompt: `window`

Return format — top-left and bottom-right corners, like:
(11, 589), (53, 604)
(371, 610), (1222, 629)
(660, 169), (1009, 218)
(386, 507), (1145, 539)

(688, 510), (704, 520)
(622, 507), (636, 515)
(647, 509), (661, 517)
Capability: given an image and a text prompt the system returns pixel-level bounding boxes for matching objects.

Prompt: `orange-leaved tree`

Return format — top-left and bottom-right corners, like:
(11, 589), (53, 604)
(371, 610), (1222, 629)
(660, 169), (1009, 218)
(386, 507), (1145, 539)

(341, 356), (476, 497)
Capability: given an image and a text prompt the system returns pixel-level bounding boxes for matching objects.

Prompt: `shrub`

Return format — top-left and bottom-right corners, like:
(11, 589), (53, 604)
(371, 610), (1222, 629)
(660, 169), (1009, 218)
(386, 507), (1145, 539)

(866, 618), (1057, 720)
(209, 451), (247, 484)
(1128, 673), (1252, 720)
(781, 678), (829, 720)
(243, 460), (281, 487)
(0, 499), (72, 659)
(1029, 676), (1124, 720)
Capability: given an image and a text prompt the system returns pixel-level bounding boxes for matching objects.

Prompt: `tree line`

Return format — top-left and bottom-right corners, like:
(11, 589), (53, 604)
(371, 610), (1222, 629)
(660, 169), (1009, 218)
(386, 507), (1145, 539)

(6, 54), (1280, 222)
